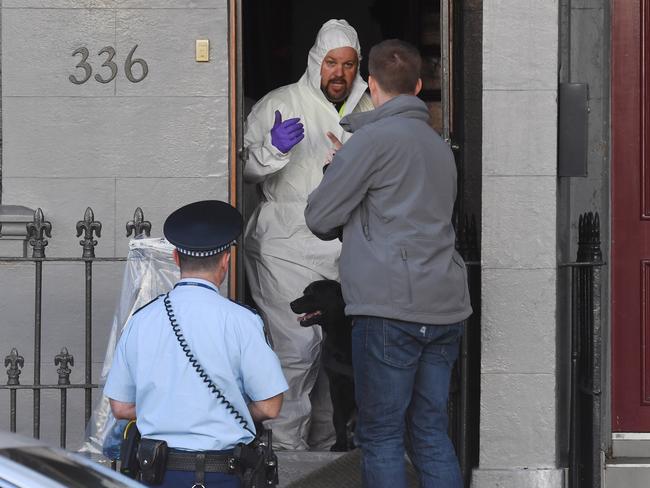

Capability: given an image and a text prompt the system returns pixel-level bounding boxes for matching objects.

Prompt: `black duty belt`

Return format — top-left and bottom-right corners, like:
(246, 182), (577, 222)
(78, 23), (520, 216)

(166, 450), (235, 474)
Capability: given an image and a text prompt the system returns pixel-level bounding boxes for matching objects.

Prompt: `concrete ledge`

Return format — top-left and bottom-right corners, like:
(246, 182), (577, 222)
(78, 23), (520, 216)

(0, 205), (34, 237)
(612, 433), (650, 458)
(605, 459), (650, 488)
(472, 467), (566, 488)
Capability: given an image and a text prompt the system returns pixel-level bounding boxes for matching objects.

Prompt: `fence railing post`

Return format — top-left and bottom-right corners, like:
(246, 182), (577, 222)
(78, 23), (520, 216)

(566, 211), (603, 488)
(55, 347), (74, 448)
(76, 207), (102, 427)
(4, 348), (24, 433)
(26, 208), (52, 439)
(454, 213), (480, 488)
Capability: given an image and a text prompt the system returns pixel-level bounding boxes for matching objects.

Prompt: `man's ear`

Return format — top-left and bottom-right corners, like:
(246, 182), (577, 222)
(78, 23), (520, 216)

(414, 78), (423, 96)
(221, 250), (232, 270)
(368, 75), (376, 93)
(172, 248), (180, 267)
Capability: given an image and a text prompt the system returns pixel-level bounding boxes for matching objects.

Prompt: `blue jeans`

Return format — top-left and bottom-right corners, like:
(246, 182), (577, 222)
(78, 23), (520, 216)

(351, 316), (464, 488)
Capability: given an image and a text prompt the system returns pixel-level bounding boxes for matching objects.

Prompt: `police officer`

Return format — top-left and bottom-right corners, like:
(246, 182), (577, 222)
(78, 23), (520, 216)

(104, 200), (289, 488)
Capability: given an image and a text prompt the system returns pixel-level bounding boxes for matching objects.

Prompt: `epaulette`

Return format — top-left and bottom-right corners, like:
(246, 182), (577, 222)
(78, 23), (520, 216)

(229, 299), (260, 316)
(230, 300), (273, 345)
(132, 294), (164, 316)
(229, 300), (274, 346)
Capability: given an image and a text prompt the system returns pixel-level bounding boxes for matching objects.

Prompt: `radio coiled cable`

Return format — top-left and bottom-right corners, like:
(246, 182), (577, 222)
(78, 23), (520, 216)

(164, 292), (255, 437)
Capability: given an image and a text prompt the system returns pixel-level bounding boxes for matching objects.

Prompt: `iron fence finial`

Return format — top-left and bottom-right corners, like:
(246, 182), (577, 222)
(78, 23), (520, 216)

(577, 211), (602, 262)
(76, 207), (102, 259)
(5, 348), (24, 386)
(54, 347), (74, 386)
(26, 208), (52, 259)
(126, 207), (152, 238)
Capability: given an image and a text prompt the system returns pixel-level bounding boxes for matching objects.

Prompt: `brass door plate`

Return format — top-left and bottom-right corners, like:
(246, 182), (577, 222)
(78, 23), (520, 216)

(196, 39), (210, 62)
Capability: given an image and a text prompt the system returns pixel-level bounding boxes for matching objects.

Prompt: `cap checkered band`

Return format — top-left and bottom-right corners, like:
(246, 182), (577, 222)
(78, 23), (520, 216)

(176, 239), (236, 257)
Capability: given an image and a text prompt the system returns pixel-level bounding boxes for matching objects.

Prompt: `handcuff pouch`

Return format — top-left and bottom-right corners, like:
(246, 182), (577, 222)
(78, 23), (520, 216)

(137, 438), (169, 485)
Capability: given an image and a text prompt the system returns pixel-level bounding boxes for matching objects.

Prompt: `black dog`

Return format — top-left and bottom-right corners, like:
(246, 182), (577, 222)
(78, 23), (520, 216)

(290, 280), (355, 451)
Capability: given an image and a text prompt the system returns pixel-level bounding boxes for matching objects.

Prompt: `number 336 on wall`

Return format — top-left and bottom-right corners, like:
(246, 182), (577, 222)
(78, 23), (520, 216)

(69, 45), (149, 84)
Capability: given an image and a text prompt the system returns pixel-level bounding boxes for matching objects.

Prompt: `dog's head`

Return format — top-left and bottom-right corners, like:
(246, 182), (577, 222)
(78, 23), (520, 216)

(290, 280), (345, 328)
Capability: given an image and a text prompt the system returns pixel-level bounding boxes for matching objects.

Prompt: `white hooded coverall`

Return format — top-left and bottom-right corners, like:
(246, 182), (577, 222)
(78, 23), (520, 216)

(243, 20), (374, 449)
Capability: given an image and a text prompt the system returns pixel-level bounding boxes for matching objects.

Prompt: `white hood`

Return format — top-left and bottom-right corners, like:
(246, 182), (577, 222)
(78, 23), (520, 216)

(302, 19), (368, 117)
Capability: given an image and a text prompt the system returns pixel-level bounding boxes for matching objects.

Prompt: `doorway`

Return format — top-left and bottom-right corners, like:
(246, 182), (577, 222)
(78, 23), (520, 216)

(237, 0), (457, 297)
(231, 0), (479, 481)
(236, 0), (463, 304)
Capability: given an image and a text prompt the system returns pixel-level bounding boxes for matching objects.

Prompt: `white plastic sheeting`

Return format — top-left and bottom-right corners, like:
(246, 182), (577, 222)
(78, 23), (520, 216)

(79, 237), (177, 457)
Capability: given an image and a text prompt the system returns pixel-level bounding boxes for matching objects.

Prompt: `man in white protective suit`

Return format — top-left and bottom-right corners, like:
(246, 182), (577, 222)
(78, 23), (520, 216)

(243, 19), (374, 450)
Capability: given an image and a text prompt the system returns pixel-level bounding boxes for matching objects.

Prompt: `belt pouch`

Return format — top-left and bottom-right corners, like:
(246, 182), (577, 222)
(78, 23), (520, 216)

(137, 438), (169, 485)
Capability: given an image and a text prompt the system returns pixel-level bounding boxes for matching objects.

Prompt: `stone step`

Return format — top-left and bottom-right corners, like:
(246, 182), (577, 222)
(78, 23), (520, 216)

(277, 449), (420, 488)
(605, 458), (650, 488)
(277, 450), (347, 487)
(612, 433), (650, 458)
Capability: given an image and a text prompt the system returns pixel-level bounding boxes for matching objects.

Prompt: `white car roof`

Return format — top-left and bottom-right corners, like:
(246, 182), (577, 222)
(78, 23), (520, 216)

(0, 456), (65, 488)
(0, 431), (142, 488)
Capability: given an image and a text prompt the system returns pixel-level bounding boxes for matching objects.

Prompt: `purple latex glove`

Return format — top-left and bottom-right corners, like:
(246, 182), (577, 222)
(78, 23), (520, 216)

(270, 110), (304, 153)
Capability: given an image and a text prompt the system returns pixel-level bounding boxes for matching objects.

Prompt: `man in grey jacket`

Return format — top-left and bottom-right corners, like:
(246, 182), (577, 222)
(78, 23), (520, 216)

(304, 40), (472, 488)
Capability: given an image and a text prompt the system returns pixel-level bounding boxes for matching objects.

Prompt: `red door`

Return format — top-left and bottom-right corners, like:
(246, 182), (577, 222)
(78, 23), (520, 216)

(612, 0), (650, 431)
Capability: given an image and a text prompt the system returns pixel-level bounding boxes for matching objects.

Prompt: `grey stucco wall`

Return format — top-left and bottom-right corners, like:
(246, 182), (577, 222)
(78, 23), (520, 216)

(0, 0), (230, 448)
(473, 1), (562, 487)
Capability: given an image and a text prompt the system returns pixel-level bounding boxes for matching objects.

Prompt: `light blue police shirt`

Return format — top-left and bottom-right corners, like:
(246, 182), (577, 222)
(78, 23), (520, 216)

(104, 278), (288, 451)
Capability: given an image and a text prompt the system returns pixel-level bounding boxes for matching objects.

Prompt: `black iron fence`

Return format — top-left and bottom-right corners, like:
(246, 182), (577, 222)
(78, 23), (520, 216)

(450, 214), (481, 488)
(561, 212), (604, 488)
(0, 206), (151, 448)
(0, 205), (481, 487)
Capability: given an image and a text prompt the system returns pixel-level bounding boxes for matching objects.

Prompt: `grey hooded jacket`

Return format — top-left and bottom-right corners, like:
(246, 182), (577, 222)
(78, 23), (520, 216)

(305, 95), (472, 324)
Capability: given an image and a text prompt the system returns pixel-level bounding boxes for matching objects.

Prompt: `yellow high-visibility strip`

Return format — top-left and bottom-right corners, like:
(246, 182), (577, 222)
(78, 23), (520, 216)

(338, 102), (346, 118)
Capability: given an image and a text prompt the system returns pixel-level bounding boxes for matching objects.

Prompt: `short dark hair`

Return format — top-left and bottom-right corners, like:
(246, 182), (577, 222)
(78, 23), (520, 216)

(368, 39), (422, 95)
(178, 250), (226, 274)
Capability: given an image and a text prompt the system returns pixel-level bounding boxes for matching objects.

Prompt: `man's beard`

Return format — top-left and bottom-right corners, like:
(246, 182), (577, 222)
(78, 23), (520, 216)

(322, 78), (350, 103)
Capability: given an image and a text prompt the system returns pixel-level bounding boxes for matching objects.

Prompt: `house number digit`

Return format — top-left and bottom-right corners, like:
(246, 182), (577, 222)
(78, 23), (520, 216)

(124, 45), (149, 83)
(94, 46), (118, 84)
(69, 47), (92, 85)
(69, 45), (148, 85)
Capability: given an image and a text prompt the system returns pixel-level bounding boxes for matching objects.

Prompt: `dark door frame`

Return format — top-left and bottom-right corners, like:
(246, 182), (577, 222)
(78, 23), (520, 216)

(228, 0), (244, 300)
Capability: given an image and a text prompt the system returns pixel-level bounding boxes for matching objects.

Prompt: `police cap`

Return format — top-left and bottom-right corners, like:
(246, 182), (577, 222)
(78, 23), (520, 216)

(163, 200), (243, 257)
